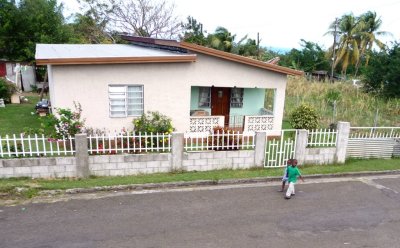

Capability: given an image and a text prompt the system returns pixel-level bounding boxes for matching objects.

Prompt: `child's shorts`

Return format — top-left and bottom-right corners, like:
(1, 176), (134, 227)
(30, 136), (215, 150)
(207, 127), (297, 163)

(282, 168), (288, 182)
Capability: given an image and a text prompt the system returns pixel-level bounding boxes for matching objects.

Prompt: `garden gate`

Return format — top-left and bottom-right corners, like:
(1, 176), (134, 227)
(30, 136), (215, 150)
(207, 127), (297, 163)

(264, 130), (297, 167)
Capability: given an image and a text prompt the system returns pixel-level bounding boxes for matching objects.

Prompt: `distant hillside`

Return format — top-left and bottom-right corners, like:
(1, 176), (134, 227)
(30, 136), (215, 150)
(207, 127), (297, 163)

(284, 77), (400, 128)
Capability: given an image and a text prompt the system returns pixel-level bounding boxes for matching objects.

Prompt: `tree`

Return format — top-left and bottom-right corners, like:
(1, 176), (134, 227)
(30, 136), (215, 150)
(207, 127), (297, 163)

(355, 11), (388, 75)
(363, 43), (400, 98)
(333, 14), (360, 76)
(79, 0), (182, 39)
(0, 0), (23, 60)
(326, 11), (388, 77)
(207, 27), (236, 52)
(181, 16), (207, 45)
(236, 38), (258, 57)
(279, 40), (329, 72)
(0, 0), (71, 61)
(70, 12), (114, 44)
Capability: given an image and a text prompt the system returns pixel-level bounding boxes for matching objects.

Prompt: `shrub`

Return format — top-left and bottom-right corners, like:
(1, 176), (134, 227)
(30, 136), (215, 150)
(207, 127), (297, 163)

(289, 103), (320, 130)
(133, 111), (174, 134)
(0, 78), (18, 103)
(42, 102), (85, 139)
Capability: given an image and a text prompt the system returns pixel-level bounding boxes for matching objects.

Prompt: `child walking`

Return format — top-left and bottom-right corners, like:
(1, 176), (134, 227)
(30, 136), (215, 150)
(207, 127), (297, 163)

(278, 158), (292, 192)
(285, 159), (304, 199)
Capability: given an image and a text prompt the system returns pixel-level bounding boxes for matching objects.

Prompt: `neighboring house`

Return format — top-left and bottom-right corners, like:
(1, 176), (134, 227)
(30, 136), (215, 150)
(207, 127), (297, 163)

(0, 59), (36, 92)
(35, 37), (302, 133)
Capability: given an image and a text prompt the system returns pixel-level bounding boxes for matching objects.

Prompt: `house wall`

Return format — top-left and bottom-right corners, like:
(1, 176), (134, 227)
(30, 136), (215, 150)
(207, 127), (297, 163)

(50, 53), (287, 132)
(230, 88), (265, 116)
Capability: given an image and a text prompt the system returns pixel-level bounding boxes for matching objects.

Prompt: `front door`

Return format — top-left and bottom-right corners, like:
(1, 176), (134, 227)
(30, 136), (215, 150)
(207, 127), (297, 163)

(211, 87), (230, 126)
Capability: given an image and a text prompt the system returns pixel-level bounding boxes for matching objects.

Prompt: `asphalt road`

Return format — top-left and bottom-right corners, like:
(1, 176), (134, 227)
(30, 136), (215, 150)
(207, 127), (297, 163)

(1, 175), (400, 248)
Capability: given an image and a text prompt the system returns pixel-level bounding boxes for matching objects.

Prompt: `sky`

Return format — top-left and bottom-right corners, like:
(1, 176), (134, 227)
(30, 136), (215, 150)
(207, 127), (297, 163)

(61, 0), (400, 51)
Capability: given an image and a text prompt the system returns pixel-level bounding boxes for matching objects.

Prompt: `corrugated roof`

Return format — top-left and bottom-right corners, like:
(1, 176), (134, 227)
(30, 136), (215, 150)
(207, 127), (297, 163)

(35, 44), (196, 65)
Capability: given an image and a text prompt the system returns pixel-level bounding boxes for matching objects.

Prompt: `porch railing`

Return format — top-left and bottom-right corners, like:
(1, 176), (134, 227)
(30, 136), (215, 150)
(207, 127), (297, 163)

(189, 116), (224, 132)
(243, 115), (274, 132)
(189, 114), (275, 133)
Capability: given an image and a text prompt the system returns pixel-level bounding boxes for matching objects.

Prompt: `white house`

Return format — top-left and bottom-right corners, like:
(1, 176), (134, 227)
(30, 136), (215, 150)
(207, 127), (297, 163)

(35, 37), (302, 133)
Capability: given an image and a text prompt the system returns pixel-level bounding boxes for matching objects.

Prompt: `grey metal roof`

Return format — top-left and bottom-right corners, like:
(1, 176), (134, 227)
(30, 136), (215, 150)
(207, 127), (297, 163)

(35, 44), (189, 59)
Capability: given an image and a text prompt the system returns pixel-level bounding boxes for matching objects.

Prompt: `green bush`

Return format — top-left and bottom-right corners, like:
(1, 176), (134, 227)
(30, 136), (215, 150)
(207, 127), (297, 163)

(0, 78), (18, 103)
(289, 103), (320, 130)
(133, 111), (174, 134)
(41, 102), (85, 139)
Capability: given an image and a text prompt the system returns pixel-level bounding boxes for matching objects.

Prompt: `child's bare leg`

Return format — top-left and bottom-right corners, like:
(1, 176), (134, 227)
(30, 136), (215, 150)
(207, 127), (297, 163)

(278, 181), (286, 192)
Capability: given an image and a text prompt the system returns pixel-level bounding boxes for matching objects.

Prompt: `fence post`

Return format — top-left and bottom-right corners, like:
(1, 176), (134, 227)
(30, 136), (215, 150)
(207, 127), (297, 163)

(254, 132), (266, 167)
(171, 132), (184, 171)
(75, 133), (89, 178)
(295, 129), (308, 165)
(336, 121), (350, 163)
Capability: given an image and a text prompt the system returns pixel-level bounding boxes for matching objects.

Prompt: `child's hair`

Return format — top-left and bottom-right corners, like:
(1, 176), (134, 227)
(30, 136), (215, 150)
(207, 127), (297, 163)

(287, 159), (293, 166)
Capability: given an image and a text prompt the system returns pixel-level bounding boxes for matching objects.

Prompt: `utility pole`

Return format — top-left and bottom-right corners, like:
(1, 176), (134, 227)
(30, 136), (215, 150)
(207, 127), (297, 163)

(330, 18), (339, 83)
(257, 32), (261, 60)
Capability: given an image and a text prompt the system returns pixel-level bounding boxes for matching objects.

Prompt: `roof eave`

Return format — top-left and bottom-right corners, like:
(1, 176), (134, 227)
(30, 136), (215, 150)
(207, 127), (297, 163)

(179, 42), (303, 76)
(35, 55), (197, 65)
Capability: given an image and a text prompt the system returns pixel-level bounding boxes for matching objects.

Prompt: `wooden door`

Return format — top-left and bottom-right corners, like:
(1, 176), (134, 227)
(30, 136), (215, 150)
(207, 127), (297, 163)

(211, 87), (230, 126)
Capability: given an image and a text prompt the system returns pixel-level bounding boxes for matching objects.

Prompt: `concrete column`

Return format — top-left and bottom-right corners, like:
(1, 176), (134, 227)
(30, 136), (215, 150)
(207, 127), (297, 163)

(75, 133), (89, 178)
(254, 132), (266, 167)
(335, 121), (350, 163)
(171, 132), (184, 171)
(295, 130), (308, 165)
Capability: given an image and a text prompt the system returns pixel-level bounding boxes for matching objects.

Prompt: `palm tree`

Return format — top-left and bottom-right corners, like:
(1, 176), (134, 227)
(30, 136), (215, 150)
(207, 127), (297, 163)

(207, 27), (236, 52)
(334, 14), (361, 76)
(327, 12), (390, 77)
(354, 11), (389, 75)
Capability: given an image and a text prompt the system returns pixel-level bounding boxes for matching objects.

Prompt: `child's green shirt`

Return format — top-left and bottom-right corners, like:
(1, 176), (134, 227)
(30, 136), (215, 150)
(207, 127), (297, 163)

(287, 166), (301, 183)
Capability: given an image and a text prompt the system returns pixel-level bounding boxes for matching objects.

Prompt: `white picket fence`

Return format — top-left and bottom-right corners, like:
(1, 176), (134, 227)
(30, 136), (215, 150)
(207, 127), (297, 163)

(264, 130), (297, 167)
(0, 134), (75, 158)
(88, 133), (172, 154)
(308, 129), (338, 147)
(184, 131), (255, 151)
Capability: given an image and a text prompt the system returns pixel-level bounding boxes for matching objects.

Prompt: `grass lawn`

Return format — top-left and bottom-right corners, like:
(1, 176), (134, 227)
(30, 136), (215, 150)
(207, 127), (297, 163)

(1, 158), (399, 201)
(0, 95), (44, 136)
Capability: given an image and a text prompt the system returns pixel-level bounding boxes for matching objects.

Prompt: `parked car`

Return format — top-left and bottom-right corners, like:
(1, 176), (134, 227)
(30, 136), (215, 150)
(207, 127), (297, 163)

(35, 99), (51, 115)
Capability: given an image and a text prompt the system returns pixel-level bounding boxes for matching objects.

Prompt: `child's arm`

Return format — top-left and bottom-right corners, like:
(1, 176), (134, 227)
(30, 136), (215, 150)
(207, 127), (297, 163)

(299, 175), (305, 182)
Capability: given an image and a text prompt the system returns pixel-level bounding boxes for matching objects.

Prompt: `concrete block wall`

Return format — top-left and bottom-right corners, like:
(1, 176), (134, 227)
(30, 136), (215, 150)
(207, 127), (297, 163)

(0, 157), (76, 178)
(89, 153), (171, 176)
(182, 150), (255, 172)
(303, 148), (336, 165)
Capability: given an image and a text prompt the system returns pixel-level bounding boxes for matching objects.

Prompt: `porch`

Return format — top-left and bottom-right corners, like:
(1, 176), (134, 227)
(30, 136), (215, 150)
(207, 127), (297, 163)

(189, 85), (277, 133)
(189, 113), (274, 133)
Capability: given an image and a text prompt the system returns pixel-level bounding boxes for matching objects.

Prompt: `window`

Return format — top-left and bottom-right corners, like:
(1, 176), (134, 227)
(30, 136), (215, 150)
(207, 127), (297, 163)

(109, 85), (143, 117)
(230, 88), (243, 108)
(198, 87), (211, 107)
